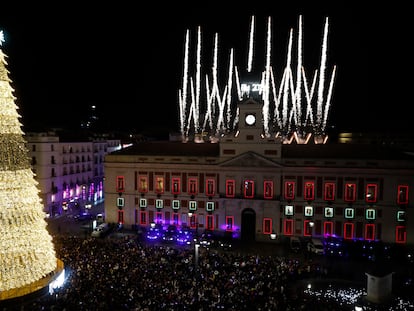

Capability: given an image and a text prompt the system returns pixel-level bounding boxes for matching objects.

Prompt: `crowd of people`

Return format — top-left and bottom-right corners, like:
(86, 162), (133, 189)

(2, 233), (357, 311)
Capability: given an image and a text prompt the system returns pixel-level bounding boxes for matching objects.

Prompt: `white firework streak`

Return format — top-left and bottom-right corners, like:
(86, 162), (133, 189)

(302, 67), (318, 127)
(215, 86), (228, 134)
(202, 74), (213, 132)
(195, 26), (202, 132)
(295, 15), (303, 129)
(317, 17), (329, 129)
(247, 15), (255, 72)
(322, 65), (337, 132)
(180, 29), (190, 137)
(282, 28), (293, 129)
(270, 66), (282, 129)
(263, 16), (272, 136)
(226, 48), (234, 129)
(234, 65), (243, 101)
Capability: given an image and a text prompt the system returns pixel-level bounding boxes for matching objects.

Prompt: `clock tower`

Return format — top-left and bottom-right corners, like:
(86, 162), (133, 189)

(219, 98), (282, 160)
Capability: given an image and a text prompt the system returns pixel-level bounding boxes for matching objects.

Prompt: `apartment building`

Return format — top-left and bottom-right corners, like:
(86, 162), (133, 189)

(25, 130), (121, 216)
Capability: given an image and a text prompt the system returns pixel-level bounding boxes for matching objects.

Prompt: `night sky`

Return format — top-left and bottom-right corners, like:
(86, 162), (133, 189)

(0, 2), (411, 134)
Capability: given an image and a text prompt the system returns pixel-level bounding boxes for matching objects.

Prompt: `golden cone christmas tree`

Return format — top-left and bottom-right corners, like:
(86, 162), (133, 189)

(0, 31), (57, 292)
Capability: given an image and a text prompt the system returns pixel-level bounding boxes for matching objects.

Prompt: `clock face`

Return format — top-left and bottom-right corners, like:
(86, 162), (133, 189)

(245, 114), (256, 125)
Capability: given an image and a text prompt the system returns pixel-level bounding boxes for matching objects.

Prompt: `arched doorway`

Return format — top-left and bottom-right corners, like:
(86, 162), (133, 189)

(241, 208), (256, 243)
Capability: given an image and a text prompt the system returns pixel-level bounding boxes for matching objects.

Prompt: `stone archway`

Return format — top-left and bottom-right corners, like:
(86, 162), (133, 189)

(241, 208), (256, 243)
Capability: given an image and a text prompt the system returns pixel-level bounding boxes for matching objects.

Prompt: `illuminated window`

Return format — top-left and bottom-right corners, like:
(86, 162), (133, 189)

(172, 178), (181, 194)
(155, 177), (164, 194)
(285, 205), (294, 216)
(244, 180), (254, 198)
(206, 215), (214, 230)
(396, 226), (406, 244)
(118, 210), (124, 224)
(283, 219), (294, 235)
(304, 206), (313, 217)
(139, 198), (147, 208)
(264, 181), (273, 199)
(116, 176), (125, 192)
(324, 182), (335, 201)
(304, 182), (315, 201)
(139, 210), (147, 225)
(189, 201), (197, 211)
(172, 200), (180, 210)
(188, 178), (198, 195)
(344, 208), (354, 219)
(365, 224), (375, 241)
(117, 197), (124, 207)
(284, 181), (295, 200)
(206, 202), (214, 212)
(365, 184), (377, 203)
(397, 185), (409, 205)
(344, 223), (354, 240)
(324, 221), (334, 237)
(366, 209), (376, 220)
(156, 199), (163, 209)
(205, 179), (215, 196)
(304, 220), (314, 237)
(225, 216), (234, 231)
(344, 183), (356, 202)
(226, 179), (235, 197)
(397, 211), (406, 222)
(139, 176), (148, 193)
(189, 214), (197, 229)
(324, 207), (334, 218)
(172, 213), (179, 226)
(155, 212), (163, 224)
(262, 218), (272, 234)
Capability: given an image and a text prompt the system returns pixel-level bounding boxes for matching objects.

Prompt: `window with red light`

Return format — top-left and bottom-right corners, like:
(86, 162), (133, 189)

(344, 223), (354, 240)
(226, 180), (235, 197)
(397, 185), (409, 205)
(116, 176), (125, 192)
(324, 221), (333, 236)
(284, 181), (295, 200)
(188, 178), (198, 195)
(118, 210), (124, 224)
(365, 184), (378, 203)
(139, 210), (147, 225)
(155, 212), (163, 224)
(304, 182), (315, 201)
(171, 177), (181, 194)
(365, 224), (375, 241)
(396, 226), (406, 244)
(155, 177), (164, 194)
(324, 182), (335, 201)
(283, 219), (294, 235)
(344, 183), (356, 202)
(226, 216), (234, 231)
(206, 179), (215, 196)
(264, 181), (273, 199)
(244, 180), (254, 198)
(303, 220), (313, 237)
(262, 218), (272, 234)
(206, 215), (214, 230)
(172, 213), (179, 225)
(139, 176), (148, 193)
(189, 214), (197, 229)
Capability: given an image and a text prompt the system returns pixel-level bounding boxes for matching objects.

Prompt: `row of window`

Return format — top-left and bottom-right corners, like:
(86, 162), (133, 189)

(116, 209), (407, 244)
(116, 176), (410, 204)
(117, 197), (215, 212)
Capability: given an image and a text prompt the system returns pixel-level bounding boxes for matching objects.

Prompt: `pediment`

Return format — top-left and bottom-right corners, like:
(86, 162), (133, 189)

(219, 151), (282, 168)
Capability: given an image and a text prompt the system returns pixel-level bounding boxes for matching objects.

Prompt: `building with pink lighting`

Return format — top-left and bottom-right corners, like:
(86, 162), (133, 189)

(104, 99), (414, 246)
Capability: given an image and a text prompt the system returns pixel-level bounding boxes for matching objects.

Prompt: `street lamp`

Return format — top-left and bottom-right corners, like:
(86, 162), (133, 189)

(270, 230), (277, 240)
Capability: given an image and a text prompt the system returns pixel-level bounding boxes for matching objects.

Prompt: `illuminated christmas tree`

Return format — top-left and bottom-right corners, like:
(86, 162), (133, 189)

(0, 30), (57, 294)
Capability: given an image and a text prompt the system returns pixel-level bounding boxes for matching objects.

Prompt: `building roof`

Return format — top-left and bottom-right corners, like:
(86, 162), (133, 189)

(111, 140), (414, 162)
(110, 141), (220, 157)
